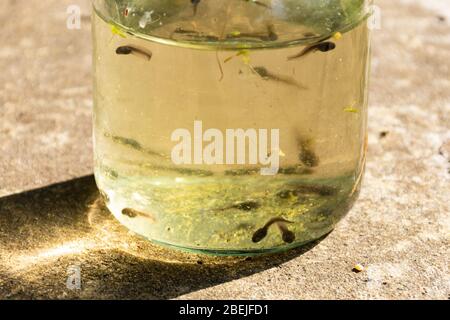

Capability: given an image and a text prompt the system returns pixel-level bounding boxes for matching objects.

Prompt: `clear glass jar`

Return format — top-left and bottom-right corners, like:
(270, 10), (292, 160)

(92, 0), (372, 255)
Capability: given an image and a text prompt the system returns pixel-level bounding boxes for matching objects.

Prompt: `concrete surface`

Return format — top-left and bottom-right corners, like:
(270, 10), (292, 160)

(0, 0), (449, 299)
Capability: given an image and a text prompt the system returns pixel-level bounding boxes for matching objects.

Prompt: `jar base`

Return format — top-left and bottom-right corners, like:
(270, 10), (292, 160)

(148, 234), (332, 257)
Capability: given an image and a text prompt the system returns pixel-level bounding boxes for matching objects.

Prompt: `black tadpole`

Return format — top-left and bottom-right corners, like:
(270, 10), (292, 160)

(116, 45), (153, 61)
(232, 201), (261, 211)
(288, 41), (336, 60)
(277, 223), (296, 244)
(116, 46), (133, 55)
(252, 217), (294, 243)
(252, 228), (268, 243)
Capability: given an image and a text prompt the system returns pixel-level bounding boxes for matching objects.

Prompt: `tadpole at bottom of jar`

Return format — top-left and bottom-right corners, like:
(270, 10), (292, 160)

(225, 200), (261, 212)
(115, 46), (153, 61)
(277, 223), (296, 244)
(252, 217), (295, 244)
(252, 227), (268, 243)
(276, 185), (338, 202)
(121, 208), (156, 223)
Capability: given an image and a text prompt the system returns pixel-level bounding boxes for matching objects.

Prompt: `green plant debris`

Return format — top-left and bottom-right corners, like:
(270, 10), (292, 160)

(100, 165), (119, 179)
(224, 168), (260, 176)
(226, 25), (278, 42)
(150, 165), (215, 177)
(278, 165), (314, 175)
(277, 183), (338, 199)
(98, 167), (356, 249)
(224, 50), (251, 64)
(292, 183), (338, 196)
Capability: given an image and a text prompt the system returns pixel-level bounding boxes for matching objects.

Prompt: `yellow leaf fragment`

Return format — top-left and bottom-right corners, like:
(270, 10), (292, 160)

(224, 50), (251, 64)
(344, 106), (359, 113)
(110, 24), (126, 38)
(333, 32), (343, 40)
(236, 50), (250, 56)
(241, 55), (251, 65)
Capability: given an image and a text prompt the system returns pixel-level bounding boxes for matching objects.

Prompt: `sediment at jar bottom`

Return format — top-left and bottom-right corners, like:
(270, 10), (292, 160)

(95, 172), (360, 254)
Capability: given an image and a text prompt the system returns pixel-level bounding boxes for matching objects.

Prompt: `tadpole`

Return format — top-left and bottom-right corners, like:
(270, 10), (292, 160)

(252, 217), (293, 243)
(116, 46), (153, 61)
(278, 184), (338, 198)
(224, 168), (260, 176)
(173, 27), (200, 35)
(278, 165), (314, 175)
(252, 228), (268, 243)
(253, 66), (306, 89)
(287, 41), (336, 60)
(122, 208), (139, 218)
(219, 200), (261, 212)
(106, 133), (167, 158)
(232, 201), (261, 211)
(277, 223), (296, 243)
(122, 208), (156, 223)
(110, 135), (143, 151)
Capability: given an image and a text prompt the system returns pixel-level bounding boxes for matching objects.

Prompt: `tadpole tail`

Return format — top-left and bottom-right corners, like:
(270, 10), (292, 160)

(116, 45), (153, 61)
(263, 217), (294, 229)
(287, 48), (311, 61)
(132, 48), (153, 61)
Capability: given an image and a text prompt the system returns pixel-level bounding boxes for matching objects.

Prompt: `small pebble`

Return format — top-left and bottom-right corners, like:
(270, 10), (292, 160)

(352, 263), (365, 273)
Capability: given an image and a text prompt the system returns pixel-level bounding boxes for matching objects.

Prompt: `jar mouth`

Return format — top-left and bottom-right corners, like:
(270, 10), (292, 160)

(93, 0), (371, 50)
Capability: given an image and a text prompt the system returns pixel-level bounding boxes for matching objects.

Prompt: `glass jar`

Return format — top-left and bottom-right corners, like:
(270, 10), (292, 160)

(92, 0), (372, 255)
